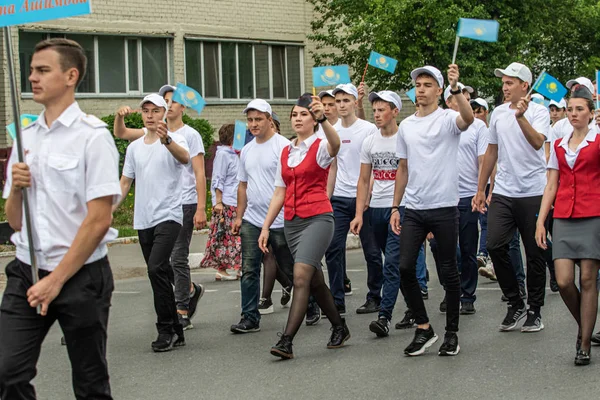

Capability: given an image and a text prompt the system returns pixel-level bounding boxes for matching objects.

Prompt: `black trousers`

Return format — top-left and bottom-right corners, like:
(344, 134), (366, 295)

(398, 207), (460, 332)
(0, 257), (113, 400)
(138, 220), (183, 336)
(487, 194), (546, 308)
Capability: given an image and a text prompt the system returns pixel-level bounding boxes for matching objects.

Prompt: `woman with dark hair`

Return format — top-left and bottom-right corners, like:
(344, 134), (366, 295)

(200, 124), (242, 280)
(536, 86), (600, 366)
(258, 94), (347, 359)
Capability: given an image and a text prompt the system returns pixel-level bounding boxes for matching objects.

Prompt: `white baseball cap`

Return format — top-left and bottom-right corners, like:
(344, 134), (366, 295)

(243, 99), (272, 115)
(158, 84), (176, 97)
(444, 82), (467, 101)
(549, 98), (567, 109)
(332, 83), (359, 99)
(565, 77), (594, 95)
(318, 90), (335, 99)
(139, 93), (168, 110)
(531, 93), (545, 101)
(470, 98), (489, 110)
(410, 66), (444, 88)
(368, 90), (402, 110)
(463, 85), (475, 94)
(494, 62), (532, 85)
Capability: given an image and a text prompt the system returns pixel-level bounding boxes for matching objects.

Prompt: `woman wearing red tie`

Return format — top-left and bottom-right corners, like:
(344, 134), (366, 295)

(259, 93), (347, 359)
(536, 86), (600, 366)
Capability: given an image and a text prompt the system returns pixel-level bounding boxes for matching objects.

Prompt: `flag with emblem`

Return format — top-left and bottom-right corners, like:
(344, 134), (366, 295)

(233, 120), (247, 151)
(312, 65), (351, 88)
(532, 72), (567, 102)
(172, 83), (206, 114)
(405, 88), (416, 104)
(368, 51), (398, 74)
(457, 18), (499, 42)
(6, 114), (38, 140)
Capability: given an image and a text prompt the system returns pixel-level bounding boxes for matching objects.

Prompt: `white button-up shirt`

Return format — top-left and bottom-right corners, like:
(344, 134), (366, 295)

(547, 129), (599, 170)
(3, 102), (121, 271)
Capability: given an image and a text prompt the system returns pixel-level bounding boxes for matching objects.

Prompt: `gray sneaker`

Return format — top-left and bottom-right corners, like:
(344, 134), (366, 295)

(499, 303), (527, 331)
(521, 310), (544, 333)
(178, 314), (193, 331)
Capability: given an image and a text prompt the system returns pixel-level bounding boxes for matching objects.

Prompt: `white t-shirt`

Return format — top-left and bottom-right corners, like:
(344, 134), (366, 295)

(275, 135), (334, 187)
(238, 133), (290, 229)
(548, 118), (598, 142)
(457, 118), (489, 198)
(360, 129), (402, 208)
(547, 130), (599, 170)
(316, 118), (340, 139)
(172, 125), (205, 205)
(333, 118), (378, 198)
(397, 108), (463, 210)
(211, 145), (239, 207)
(488, 102), (549, 197)
(122, 132), (189, 229)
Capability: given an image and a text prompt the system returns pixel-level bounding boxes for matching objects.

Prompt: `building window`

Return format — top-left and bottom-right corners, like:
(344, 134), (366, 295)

(19, 31), (171, 95)
(184, 39), (304, 101)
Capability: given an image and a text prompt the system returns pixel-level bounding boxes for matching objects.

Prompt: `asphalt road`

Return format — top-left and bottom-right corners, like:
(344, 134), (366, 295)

(7, 249), (600, 399)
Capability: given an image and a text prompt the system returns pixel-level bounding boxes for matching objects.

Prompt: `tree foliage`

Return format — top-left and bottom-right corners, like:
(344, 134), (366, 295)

(308, 0), (600, 103)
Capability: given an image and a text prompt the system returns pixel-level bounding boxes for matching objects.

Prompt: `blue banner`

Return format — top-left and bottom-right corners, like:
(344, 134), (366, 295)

(457, 18), (499, 42)
(368, 51), (397, 74)
(405, 88), (416, 104)
(172, 83), (206, 115)
(233, 120), (247, 151)
(532, 72), (567, 102)
(0, 0), (92, 28)
(6, 114), (38, 140)
(312, 65), (351, 88)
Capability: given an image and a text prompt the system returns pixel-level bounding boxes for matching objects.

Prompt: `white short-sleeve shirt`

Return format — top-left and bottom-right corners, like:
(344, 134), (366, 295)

(547, 130), (599, 170)
(396, 108), (463, 210)
(211, 146), (239, 207)
(237, 133), (290, 229)
(275, 135), (334, 187)
(548, 118), (598, 142)
(172, 125), (205, 205)
(488, 102), (550, 197)
(457, 118), (489, 198)
(2, 102), (121, 271)
(333, 118), (378, 198)
(122, 131), (189, 229)
(316, 118), (340, 139)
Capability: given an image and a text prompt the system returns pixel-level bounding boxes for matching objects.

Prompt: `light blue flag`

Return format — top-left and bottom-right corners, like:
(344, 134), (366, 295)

(532, 72), (567, 102)
(312, 65), (351, 88)
(172, 83), (206, 115)
(368, 51), (398, 74)
(6, 114), (38, 140)
(0, 0), (91, 28)
(233, 120), (247, 151)
(405, 88), (416, 104)
(457, 18), (499, 42)
(596, 70), (600, 95)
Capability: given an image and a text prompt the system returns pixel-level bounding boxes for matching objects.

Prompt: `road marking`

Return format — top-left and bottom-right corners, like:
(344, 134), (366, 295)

(229, 290), (241, 293)
(346, 269), (365, 272)
(113, 291), (140, 294)
(204, 289), (219, 293)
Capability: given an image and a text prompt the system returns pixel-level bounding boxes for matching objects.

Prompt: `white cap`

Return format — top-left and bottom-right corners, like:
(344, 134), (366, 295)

(332, 83), (359, 99)
(410, 66), (444, 88)
(368, 90), (402, 110)
(549, 98), (567, 109)
(243, 99), (272, 115)
(531, 93), (545, 101)
(494, 62), (533, 85)
(565, 77), (594, 95)
(139, 93), (168, 109)
(444, 82), (466, 101)
(158, 84), (176, 97)
(318, 89), (335, 99)
(463, 85), (475, 94)
(470, 98), (489, 110)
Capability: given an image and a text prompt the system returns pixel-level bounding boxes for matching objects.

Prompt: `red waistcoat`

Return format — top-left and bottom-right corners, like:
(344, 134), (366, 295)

(281, 138), (332, 220)
(554, 134), (600, 218)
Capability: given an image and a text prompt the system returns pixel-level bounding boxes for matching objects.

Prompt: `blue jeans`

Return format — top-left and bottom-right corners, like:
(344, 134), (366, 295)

(458, 197), (479, 303)
(240, 221), (293, 324)
(478, 185), (490, 256)
(325, 196), (382, 307)
(416, 244), (427, 290)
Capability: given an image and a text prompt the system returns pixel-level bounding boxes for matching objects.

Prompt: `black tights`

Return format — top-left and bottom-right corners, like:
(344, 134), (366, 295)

(555, 259), (600, 352)
(262, 250), (292, 300)
(283, 263), (342, 338)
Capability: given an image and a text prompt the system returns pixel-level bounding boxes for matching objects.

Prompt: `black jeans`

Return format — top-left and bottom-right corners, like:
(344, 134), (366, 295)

(399, 207), (460, 332)
(138, 220), (182, 335)
(487, 194), (546, 308)
(0, 257), (113, 399)
(170, 204), (197, 311)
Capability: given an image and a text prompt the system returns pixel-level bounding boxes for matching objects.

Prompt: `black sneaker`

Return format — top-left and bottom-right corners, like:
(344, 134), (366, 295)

(344, 280), (353, 296)
(369, 317), (390, 337)
(395, 310), (416, 329)
(230, 317), (260, 334)
(178, 313), (193, 331)
(151, 333), (178, 352)
(356, 298), (380, 314)
(281, 285), (292, 307)
(438, 332), (460, 356)
(271, 334), (294, 360)
(439, 296), (447, 314)
(188, 282), (204, 320)
(174, 334), (186, 348)
(521, 309), (544, 333)
(421, 287), (429, 300)
(404, 326), (438, 356)
(575, 349), (591, 366)
(306, 302), (321, 326)
(499, 303), (527, 331)
(258, 297), (274, 315)
(591, 331), (600, 345)
(501, 294), (508, 302)
(327, 319), (351, 348)
(550, 279), (559, 293)
(336, 304), (347, 316)
(460, 302), (476, 315)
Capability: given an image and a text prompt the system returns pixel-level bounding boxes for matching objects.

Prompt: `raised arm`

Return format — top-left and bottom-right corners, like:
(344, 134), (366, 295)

(114, 106), (145, 141)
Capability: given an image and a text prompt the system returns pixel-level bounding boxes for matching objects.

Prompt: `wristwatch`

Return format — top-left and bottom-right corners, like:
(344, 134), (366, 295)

(450, 87), (462, 95)
(316, 115), (327, 123)
(162, 135), (173, 146)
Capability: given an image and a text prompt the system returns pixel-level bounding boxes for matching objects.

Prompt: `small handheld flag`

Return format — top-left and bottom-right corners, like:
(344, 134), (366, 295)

(172, 83), (206, 115)
(233, 120), (247, 151)
(453, 18), (499, 64)
(368, 51), (398, 74)
(6, 114), (38, 140)
(596, 70), (599, 111)
(312, 65), (351, 88)
(532, 72), (567, 102)
(405, 88), (416, 104)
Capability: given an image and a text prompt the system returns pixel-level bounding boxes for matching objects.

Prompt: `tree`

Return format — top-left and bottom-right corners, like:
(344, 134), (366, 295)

(308, 0), (600, 104)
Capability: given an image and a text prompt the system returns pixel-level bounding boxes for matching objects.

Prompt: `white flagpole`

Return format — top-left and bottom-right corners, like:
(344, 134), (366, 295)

(527, 69), (546, 97)
(451, 35), (460, 64)
(596, 70), (599, 111)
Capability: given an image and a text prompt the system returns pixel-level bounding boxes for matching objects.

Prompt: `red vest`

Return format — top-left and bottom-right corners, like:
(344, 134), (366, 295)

(281, 138), (332, 220)
(554, 134), (600, 218)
